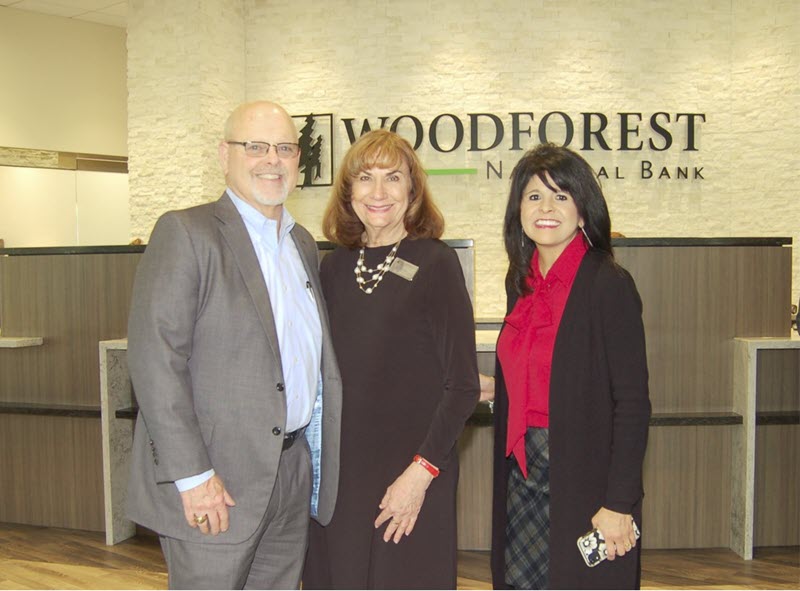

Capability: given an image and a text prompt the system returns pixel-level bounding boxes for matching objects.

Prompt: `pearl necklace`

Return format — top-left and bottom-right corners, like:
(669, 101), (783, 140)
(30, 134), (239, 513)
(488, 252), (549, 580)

(354, 239), (402, 294)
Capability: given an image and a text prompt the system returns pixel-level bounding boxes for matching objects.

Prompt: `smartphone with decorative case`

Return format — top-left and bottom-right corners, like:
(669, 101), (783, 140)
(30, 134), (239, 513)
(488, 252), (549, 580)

(577, 520), (640, 567)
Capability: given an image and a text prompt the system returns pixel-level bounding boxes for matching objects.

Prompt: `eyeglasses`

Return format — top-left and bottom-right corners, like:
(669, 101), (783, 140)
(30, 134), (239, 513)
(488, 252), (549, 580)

(226, 141), (300, 159)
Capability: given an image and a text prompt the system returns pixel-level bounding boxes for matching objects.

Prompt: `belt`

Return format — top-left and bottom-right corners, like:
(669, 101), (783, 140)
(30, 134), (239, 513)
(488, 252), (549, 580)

(282, 427), (305, 451)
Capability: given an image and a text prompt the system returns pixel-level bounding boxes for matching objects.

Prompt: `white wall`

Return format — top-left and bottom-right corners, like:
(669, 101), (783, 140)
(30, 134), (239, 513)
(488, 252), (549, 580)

(0, 167), (77, 246)
(0, 167), (130, 247)
(76, 171), (131, 246)
(127, 0), (799, 318)
(0, 7), (129, 247)
(0, 7), (127, 156)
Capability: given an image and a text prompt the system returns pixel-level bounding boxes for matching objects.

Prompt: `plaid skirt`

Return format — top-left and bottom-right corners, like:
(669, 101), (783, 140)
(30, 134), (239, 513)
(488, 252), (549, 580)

(505, 427), (550, 589)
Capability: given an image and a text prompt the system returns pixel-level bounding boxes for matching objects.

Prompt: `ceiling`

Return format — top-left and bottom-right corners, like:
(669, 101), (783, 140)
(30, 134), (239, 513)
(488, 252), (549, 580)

(0, 0), (126, 28)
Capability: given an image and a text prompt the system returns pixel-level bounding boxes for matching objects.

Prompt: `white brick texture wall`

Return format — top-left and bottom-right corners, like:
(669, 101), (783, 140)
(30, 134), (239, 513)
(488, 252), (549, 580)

(128, 0), (800, 319)
(127, 0), (246, 239)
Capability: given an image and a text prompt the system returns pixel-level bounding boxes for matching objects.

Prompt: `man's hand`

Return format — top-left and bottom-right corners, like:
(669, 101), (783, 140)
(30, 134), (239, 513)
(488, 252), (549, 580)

(180, 474), (236, 535)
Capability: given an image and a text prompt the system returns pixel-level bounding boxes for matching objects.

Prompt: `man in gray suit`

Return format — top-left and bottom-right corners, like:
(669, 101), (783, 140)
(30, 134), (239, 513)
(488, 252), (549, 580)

(126, 101), (341, 589)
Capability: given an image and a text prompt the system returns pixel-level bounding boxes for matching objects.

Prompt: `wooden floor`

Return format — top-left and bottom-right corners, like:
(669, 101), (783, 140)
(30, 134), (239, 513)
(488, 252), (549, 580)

(1, 523), (797, 590)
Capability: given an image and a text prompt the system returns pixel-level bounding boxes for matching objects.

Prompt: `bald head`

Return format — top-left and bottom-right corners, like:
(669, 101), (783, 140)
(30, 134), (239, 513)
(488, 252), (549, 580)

(219, 100), (300, 220)
(224, 101), (297, 143)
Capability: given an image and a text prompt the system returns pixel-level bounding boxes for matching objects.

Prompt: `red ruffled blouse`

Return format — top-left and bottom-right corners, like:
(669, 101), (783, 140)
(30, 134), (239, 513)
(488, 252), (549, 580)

(497, 234), (588, 477)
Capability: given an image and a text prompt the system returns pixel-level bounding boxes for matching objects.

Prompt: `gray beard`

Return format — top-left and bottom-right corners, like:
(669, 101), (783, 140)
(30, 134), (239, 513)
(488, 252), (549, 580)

(252, 182), (289, 206)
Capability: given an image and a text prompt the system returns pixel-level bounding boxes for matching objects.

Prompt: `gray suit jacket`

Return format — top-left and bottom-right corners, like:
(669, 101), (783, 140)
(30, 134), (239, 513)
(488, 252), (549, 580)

(125, 193), (342, 543)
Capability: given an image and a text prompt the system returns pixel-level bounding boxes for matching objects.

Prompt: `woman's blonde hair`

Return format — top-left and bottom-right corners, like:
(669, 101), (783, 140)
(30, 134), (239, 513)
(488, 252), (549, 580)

(322, 129), (444, 248)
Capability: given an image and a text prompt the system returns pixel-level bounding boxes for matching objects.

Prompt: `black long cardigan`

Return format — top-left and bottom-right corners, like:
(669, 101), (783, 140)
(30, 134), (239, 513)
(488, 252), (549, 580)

(491, 250), (652, 590)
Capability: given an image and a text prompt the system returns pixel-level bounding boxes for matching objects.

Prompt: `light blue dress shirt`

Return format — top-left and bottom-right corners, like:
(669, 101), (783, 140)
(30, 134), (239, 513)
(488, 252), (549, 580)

(175, 190), (322, 492)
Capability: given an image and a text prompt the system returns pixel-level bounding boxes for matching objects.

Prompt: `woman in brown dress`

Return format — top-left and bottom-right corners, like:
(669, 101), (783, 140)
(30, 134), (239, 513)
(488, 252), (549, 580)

(303, 129), (480, 589)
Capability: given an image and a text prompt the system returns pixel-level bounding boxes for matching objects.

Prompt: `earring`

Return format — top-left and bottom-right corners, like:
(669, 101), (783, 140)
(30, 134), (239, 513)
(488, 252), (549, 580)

(580, 225), (594, 248)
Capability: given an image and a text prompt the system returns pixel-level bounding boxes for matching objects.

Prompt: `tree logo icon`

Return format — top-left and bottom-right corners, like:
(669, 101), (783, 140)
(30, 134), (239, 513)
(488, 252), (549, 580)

(293, 113), (334, 188)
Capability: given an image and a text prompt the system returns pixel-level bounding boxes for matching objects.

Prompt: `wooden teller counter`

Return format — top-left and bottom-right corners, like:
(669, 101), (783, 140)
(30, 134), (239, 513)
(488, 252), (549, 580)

(0, 238), (797, 560)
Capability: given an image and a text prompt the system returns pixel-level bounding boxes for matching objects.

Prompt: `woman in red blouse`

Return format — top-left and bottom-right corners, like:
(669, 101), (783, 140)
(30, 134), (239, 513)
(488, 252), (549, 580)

(488, 144), (651, 589)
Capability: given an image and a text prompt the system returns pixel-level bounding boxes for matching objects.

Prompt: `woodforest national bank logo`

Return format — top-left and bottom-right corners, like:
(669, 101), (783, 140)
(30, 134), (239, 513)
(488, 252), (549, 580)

(293, 113), (334, 188)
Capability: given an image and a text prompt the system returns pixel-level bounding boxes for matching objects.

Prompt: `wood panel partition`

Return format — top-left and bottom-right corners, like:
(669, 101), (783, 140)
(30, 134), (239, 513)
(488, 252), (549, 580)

(0, 248), (140, 531)
(614, 243), (791, 413)
(614, 241), (792, 551)
(755, 424), (799, 546)
(754, 348), (800, 547)
(0, 251), (139, 405)
(0, 415), (104, 530)
(1, 239), (795, 552)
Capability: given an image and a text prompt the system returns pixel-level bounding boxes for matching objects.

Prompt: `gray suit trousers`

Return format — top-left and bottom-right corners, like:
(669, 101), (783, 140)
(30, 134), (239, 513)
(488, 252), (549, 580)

(160, 440), (312, 590)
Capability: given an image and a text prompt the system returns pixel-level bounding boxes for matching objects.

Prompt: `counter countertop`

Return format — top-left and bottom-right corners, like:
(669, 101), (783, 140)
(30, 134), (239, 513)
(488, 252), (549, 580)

(0, 336), (43, 348)
(1, 237), (791, 256)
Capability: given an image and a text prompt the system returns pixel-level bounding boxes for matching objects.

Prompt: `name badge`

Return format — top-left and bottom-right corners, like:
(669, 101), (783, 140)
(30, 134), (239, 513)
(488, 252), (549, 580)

(389, 257), (419, 281)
